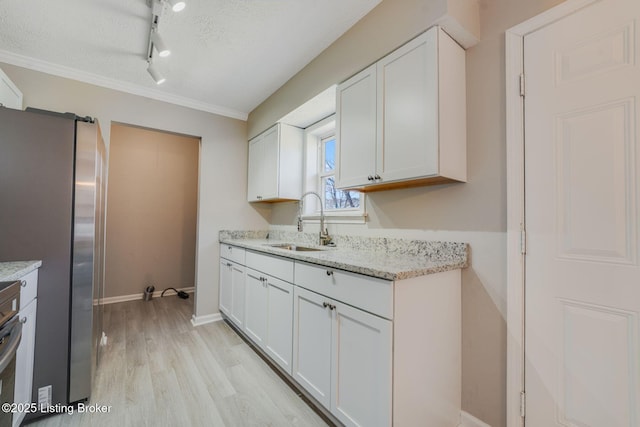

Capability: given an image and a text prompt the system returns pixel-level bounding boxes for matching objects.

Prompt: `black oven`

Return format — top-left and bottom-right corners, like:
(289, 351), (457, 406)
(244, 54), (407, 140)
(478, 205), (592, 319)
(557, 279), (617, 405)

(0, 281), (22, 427)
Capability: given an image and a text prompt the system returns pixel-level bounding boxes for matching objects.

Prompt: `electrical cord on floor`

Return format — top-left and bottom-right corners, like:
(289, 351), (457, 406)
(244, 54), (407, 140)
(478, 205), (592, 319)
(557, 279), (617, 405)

(161, 287), (189, 299)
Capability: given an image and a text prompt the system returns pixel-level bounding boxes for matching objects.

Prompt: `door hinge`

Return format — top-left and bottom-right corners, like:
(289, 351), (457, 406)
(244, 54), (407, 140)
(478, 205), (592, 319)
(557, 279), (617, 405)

(520, 229), (527, 255)
(520, 391), (526, 418)
(519, 74), (525, 97)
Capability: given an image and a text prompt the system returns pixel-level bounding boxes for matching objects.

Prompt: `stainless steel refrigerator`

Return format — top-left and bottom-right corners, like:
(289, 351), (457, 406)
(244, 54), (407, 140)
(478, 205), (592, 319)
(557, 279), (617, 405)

(0, 106), (106, 418)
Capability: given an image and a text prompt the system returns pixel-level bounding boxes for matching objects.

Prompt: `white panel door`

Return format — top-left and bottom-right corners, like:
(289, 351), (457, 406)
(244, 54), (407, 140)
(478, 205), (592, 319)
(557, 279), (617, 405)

(219, 259), (232, 316)
(265, 276), (293, 375)
(292, 286), (332, 408)
(331, 301), (392, 427)
(247, 137), (262, 202)
(336, 64), (378, 188)
(377, 28), (438, 183)
(261, 125), (280, 200)
(229, 263), (245, 328)
(244, 268), (267, 349)
(524, 0), (640, 425)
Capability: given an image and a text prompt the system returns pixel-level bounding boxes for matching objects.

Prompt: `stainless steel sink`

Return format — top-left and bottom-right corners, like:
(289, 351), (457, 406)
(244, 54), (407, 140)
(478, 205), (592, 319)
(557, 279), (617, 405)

(267, 243), (324, 252)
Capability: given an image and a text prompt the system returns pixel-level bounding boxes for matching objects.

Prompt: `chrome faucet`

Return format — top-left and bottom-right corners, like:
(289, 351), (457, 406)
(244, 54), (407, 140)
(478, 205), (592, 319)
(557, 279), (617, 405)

(298, 191), (332, 246)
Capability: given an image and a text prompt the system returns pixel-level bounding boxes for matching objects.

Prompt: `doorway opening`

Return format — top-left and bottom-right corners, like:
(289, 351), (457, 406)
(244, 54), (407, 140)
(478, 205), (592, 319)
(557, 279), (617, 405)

(104, 122), (200, 305)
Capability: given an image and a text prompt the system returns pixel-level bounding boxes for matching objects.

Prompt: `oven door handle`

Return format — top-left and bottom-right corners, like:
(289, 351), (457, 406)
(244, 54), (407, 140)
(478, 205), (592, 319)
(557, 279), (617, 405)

(0, 318), (22, 374)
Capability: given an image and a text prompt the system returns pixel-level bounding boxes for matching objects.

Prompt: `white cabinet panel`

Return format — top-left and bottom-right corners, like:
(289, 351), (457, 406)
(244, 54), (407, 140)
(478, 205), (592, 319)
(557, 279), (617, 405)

(246, 250), (293, 283)
(13, 269), (38, 427)
(331, 301), (392, 427)
(292, 286), (332, 408)
(229, 264), (245, 328)
(220, 244), (246, 265)
(247, 123), (303, 202)
(219, 259), (232, 317)
(377, 30), (438, 182)
(0, 67), (22, 110)
(336, 64), (378, 188)
(244, 268), (268, 348)
(265, 276), (293, 374)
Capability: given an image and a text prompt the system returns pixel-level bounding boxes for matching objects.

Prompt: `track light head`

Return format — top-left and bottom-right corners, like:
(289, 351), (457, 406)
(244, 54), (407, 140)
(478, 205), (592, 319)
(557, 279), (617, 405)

(168, 0), (186, 12)
(147, 62), (166, 85)
(151, 31), (170, 57)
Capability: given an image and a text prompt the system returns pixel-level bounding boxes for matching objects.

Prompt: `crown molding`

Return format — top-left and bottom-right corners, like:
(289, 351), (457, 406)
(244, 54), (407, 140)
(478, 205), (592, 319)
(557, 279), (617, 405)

(0, 49), (248, 121)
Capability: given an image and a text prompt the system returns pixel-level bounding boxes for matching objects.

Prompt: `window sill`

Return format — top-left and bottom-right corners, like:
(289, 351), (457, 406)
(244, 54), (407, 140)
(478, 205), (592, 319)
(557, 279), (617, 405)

(301, 212), (367, 225)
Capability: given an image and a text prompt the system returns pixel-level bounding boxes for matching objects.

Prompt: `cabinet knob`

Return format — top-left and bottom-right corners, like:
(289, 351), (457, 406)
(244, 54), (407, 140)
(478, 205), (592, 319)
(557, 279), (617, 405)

(257, 196), (262, 200)
(20, 317), (27, 324)
(374, 174), (381, 180)
(20, 280), (27, 288)
(227, 262), (232, 267)
(367, 175), (374, 181)
(326, 270), (333, 276)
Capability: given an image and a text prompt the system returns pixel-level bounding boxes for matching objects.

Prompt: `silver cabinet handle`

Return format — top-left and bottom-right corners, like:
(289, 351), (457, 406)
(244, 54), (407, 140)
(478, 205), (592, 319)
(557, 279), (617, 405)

(21, 280), (27, 288)
(367, 175), (374, 181)
(20, 317), (27, 324)
(326, 270), (333, 276)
(374, 174), (381, 180)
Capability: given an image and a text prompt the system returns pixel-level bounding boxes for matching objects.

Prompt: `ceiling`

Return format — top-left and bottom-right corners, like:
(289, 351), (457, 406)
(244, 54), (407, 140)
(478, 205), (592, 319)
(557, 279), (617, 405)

(0, 0), (381, 120)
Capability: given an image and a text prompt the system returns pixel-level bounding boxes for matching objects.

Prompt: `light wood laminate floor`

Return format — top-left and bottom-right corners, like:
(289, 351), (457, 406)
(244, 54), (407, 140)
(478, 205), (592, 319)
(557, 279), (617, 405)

(29, 297), (328, 427)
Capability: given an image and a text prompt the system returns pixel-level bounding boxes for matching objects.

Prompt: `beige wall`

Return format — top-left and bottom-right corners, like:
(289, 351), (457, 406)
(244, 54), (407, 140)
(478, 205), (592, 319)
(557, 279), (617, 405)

(105, 124), (199, 298)
(248, 0), (567, 425)
(1, 63), (272, 320)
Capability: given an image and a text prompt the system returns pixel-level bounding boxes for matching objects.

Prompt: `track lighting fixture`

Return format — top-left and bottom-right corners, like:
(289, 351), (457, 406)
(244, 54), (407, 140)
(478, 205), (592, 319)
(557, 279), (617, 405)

(145, 0), (184, 84)
(168, 0), (186, 12)
(151, 31), (170, 57)
(147, 62), (166, 85)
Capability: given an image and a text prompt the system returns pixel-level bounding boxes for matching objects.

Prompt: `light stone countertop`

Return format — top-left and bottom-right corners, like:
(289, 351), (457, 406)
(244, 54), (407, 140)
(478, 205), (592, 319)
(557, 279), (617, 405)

(219, 230), (468, 281)
(0, 260), (42, 281)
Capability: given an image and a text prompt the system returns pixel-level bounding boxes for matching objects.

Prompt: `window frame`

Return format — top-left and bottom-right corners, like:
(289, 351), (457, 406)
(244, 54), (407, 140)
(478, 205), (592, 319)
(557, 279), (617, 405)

(301, 115), (366, 224)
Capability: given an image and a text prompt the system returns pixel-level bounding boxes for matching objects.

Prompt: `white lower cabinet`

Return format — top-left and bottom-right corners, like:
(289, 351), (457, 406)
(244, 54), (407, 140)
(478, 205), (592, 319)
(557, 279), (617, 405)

(293, 286), (392, 427)
(220, 245), (461, 426)
(14, 269), (38, 427)
(244, 267), (294, 375)
(219, 252), (246, 329)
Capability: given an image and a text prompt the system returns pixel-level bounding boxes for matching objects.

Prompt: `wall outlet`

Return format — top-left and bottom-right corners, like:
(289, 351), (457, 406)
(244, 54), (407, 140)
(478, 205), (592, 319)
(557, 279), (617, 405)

(38, 385), (52, 408)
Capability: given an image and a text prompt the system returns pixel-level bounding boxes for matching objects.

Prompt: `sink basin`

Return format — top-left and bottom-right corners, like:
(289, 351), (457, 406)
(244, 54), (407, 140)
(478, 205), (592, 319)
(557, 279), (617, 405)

(267, 243), (324, 252)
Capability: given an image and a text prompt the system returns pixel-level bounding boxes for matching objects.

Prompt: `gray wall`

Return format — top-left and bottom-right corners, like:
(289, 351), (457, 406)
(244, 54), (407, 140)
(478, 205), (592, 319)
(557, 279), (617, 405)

(1, 63), (272, 320)
(248, 0), (567, 425)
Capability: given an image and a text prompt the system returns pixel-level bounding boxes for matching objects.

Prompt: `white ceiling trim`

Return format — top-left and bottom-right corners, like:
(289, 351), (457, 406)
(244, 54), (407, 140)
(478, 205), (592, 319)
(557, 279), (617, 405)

(0, 49), (248, 121)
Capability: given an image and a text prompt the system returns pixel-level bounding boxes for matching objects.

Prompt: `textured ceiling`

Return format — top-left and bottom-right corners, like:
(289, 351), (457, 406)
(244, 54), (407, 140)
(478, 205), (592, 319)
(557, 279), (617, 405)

(0, 0), (381, 119)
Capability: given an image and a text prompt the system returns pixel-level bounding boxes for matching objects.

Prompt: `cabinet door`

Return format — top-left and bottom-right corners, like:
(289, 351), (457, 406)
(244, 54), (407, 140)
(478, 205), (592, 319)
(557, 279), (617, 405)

(260, 126), (279, 200)
(331, 301), (392, 427)
(244, 268), (268, 349)
(14, 299), (37, 427)
(219, 259), (232, 316)
(247, 136), (263, 202)
(292, 287), (332, 408)
(377, 30), (438, 183)
(265, 276), (293, 375)
(336, 64), (378, 189)
(229, 263), (245, 328)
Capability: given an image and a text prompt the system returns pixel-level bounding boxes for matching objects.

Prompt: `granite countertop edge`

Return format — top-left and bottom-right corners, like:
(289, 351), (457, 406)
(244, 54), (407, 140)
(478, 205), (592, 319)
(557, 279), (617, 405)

(219, 237), (467, 281)
(0, 260), (43, 281)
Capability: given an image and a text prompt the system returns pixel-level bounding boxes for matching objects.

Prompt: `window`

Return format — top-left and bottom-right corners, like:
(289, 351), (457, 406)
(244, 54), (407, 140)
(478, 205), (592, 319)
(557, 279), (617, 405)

(319, 135), (360, 210)
(301, 115), (365, 223)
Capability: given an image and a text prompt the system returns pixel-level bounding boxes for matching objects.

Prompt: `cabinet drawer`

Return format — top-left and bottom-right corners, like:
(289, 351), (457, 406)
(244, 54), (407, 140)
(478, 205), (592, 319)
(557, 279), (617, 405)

(220, 244), (246, 265)
(246, 251), (294, 283)
(294, 262), (393, 320)
(19, 269), (38, 310)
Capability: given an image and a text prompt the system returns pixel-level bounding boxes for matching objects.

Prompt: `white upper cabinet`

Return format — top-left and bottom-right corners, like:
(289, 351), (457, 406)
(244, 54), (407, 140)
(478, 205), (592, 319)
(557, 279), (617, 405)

(0, 67), (22, 110)
(336, 26), (466, 191)
(247, 123), (303, 202)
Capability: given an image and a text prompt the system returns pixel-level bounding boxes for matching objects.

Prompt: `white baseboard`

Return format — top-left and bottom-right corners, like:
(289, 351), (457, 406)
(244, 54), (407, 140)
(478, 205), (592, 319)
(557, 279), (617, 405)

(459, 411), (492, 427)
(97, 286), (195, 305)
(191, 313), (222, 327)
